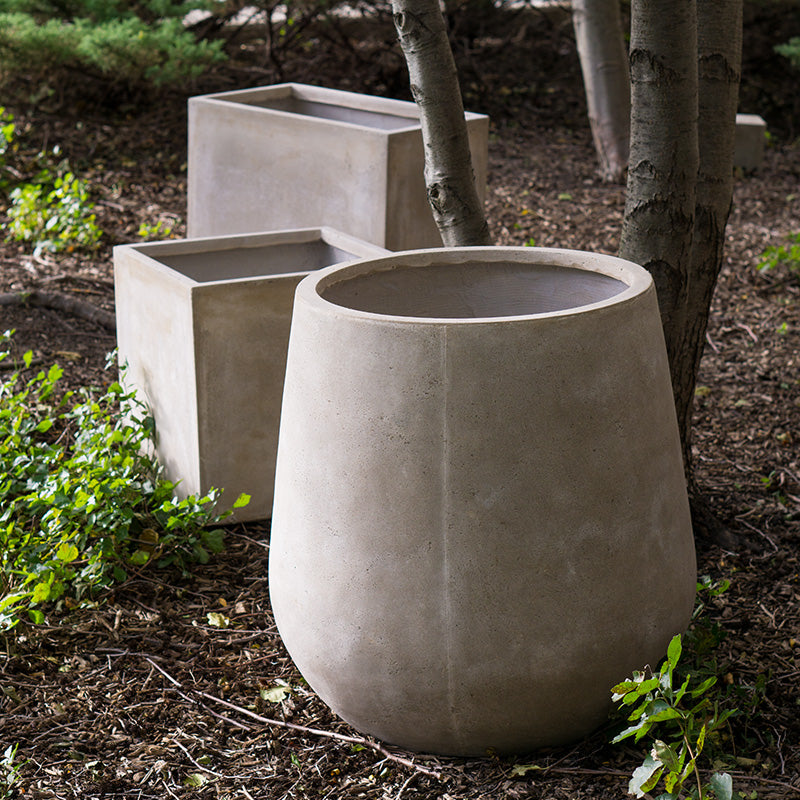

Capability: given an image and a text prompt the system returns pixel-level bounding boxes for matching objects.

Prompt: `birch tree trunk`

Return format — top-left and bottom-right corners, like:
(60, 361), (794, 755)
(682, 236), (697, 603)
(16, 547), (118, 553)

(618, 0), (698, 458)
(391, 0), (491, 246)
(571, 0), (631, 183)
(675, 0), (743, 464)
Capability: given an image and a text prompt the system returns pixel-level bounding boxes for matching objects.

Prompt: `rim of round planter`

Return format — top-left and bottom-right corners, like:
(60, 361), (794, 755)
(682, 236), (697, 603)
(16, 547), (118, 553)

(300, 246), (652, 324)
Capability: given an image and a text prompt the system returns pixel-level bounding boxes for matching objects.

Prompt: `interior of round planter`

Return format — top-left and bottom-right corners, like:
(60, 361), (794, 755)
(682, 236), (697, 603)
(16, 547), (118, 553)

(320, 260), (629, 319)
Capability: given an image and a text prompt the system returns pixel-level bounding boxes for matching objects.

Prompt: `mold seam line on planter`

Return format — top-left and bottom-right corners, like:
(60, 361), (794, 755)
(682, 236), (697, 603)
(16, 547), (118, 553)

(441, 323), (457, 740)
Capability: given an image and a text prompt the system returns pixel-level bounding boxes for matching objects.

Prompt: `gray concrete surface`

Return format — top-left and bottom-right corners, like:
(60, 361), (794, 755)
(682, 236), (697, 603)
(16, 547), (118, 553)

(187, 83), (489, 250)
(269, 246), (697, 755)
(113, 227), (387, 522)
(735, 113), (767, 170)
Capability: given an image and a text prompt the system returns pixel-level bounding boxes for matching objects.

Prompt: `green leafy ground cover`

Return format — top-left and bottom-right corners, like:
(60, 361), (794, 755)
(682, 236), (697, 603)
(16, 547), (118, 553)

(0, 333), (248, 631)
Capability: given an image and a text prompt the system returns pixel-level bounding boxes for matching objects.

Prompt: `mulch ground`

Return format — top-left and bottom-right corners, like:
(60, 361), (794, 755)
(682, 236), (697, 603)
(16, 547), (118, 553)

(1, 4), (800, 799)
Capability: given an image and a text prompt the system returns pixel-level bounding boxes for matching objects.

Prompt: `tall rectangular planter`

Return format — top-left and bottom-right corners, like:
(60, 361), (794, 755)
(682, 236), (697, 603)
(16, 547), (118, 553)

(187, 83), (489, 250)
(113, 227), (387, 521)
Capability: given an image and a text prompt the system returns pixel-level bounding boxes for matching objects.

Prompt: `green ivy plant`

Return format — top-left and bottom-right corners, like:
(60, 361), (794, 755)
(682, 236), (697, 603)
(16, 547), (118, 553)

(611, 634), (734, 800)
(0, 332), (248, 630)
(0, 745), (24, 800)
(757, 231), (800, 276)
(776, 37), (800, 70)
(137, 218), (176, 240)
(0, 105), (15, 194)
(7, 169), (102, 256)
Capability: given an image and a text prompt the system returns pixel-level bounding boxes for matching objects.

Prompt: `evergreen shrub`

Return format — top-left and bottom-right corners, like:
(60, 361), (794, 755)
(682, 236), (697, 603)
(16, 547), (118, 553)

(0, 0), (226, 87)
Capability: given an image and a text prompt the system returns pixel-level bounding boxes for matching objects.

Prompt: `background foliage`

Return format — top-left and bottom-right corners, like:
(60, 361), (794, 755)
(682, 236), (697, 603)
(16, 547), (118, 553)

(0, 0), (226, 86)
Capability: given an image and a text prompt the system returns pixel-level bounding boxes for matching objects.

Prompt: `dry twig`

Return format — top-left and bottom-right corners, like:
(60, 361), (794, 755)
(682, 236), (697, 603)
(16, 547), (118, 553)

(145, 658), (445, 781)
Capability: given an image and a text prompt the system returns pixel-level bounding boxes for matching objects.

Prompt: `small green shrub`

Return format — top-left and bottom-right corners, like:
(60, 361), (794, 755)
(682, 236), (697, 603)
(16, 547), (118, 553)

(7, 169), (102, 255)
(611, 633), (734, 800)
(776, 37), (800, 70)
(757, 231), (800, 275)
(138, 218), (176, 239)
(0, 332), (248, 631)
(0, 745), (24, 800)
(0, 105), (15, 193)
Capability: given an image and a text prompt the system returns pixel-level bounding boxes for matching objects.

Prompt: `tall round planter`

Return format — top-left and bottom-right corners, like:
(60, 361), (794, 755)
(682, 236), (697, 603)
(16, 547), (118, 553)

(269, 247), (696, 756)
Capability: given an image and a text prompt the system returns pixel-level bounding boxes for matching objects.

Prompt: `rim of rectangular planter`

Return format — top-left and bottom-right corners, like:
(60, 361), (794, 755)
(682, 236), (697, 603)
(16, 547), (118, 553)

(117, 226), (383, 285)
(192, 82), (486, 132)
(113, 226), (388, 523)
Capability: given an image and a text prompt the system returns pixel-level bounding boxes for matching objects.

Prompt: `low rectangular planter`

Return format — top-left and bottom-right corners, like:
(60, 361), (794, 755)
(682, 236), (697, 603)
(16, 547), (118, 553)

(187, 83), (489, 250)
(113, 227), (387, 522)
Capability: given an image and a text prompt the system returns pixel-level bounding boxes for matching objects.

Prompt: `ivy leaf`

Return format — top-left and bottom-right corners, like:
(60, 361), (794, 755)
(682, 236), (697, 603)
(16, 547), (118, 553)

(645, 706), (683, 725)
(129, 549), (150, 566)
(611, 679), (638, 699)
(261, 683), (291, 703)
(138, 528), (159, 551)
(696, 723), (708, 756)
(612, 718), (651, 744)
(652, 740), (681, 773)
(233, 493), (251, 509)
(510, 764), (543, 776)
(629, 755), (664, 798)
(690, 676), (717, 697)
(667, 635), (682, 671)
(206, 612), (230, 628)
(32, 582), (50, 603)
(201, 528), (225, 553)
(56, 542), (79, 562)
(709, 772), (733, 800)
(192, 543), (210, 564)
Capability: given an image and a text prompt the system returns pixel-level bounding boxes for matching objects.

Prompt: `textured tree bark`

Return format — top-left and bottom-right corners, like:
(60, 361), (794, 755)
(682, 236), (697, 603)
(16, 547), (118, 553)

(571, 0), (631, 183)
(618, 0), (698, 455)
(676, 0), (743, 466)
(391, 0), (491, 246)
(620, 0), (742, 483)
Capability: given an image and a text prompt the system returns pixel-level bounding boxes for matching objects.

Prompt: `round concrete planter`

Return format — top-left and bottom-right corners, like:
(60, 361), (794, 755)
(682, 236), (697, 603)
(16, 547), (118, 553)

(269, 247), (696, 756)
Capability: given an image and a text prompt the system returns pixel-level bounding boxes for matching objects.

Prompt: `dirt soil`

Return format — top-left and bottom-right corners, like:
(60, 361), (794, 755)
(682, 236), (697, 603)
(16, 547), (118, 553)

(1, 5), (800, 799)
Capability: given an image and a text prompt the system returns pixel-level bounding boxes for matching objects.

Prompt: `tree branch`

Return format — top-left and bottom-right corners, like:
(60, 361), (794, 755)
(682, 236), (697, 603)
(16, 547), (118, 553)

(0, 290), (116, 330)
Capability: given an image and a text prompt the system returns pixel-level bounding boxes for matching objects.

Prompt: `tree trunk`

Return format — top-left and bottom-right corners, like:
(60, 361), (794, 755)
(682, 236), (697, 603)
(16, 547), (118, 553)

(618, 0), (698, 461)
(675, 0), (743, 466)
(391, 0), (491, 246)
(571, 0), (631, 183)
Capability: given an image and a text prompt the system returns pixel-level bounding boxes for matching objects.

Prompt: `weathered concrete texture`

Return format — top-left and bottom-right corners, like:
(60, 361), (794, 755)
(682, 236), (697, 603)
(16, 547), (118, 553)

(735, 113), (767, 171)
(270, 247), (697, 756)
(187, 83), (489, 250)
(113, 227), (387, 522)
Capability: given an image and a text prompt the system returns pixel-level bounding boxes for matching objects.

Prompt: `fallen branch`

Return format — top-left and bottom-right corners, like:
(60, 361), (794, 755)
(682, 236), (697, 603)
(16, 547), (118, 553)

(0, 289), (116, 330)
(0, 355), (44, 372)
(724, 772), (800, 795)
(145, 658), (445, 781)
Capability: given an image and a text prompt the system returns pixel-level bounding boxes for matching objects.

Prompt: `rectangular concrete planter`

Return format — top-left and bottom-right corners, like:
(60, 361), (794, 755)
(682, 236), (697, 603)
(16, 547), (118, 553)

(113, 227), (387, 522)
(734, 113), (767, 171)
(187, 83), (489, 250)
